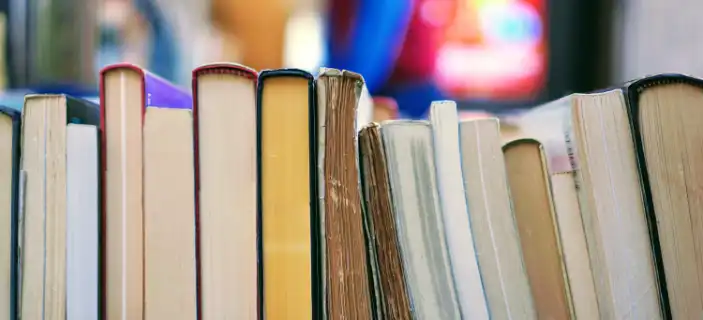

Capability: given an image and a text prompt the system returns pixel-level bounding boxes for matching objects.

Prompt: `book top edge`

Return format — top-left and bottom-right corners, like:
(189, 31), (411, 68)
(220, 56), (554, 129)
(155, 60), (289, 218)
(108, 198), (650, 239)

(193, 63), (258, 79)
(259, 68), (314, 81)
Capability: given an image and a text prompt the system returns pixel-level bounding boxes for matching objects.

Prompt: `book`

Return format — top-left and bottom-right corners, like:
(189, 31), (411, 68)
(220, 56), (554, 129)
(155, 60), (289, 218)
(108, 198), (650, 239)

(358, 123), (412, 319)
(193, 63), (259, 319)
(512, 90), (661, 318)
(100, 63), (192, 319)
(19, 94), (99, 319)
(624, 74), (703, 318)
(257, 69), (319, 319)
(66, 124), (99, 320)
(428, 101), (488, 319)
(143, 81), (197, 318)
(381, 120), (461, 319)
(316, 68), (372, 319)
(459, 118), (537, 319)
(0, 106), (19, 320)
(503, 138), (574, 318)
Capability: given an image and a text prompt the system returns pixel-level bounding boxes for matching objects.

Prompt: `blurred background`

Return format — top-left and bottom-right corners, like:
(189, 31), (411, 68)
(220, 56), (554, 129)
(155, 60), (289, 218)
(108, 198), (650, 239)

(0, 0), (700, 118)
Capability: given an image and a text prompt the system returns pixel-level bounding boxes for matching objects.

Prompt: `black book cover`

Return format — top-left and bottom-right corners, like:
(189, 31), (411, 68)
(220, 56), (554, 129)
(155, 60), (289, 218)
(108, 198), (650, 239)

(65, 95), (100, 126)
(623, 73), (703, 320)
(256, 69), (320, 320)
(0, 105), (19, 320)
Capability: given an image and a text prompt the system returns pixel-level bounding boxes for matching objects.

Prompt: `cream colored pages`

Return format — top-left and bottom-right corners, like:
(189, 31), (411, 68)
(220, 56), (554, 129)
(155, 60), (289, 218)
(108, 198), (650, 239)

(459, 118), (536, 319)
(104, 69), (144, 320)
(503, 140), (574, 319)
(20, 96), (67, 320)
(514, 97), (600, 319)
(429, 101), (488, 319)
(144, 107), (197, 319)
(631, 83), (703, 318)
(197, 71), (257, 319)
(571, 92), (660, 318)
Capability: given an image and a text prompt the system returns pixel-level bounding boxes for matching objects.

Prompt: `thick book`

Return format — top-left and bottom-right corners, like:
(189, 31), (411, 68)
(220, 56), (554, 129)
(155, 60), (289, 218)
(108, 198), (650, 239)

(459, 118), (536, 319)
(192, 62), (259, 319)
(316, 68), (373, 320)
(257, 69), (320, 320)
(623, 74), (703, 319)
(0, 106), (19, 320)
(503, 138), (574, 319)
(20, 95), (99, 319)
(429, 101), (489, 319)
(358, 123), (412, 320)
(381, 120), (461, 319)
(143, 89), (197, 319)
(508, 74), (703, 318)
(99, 63), (192, 319)
(508, 90), (661, 319)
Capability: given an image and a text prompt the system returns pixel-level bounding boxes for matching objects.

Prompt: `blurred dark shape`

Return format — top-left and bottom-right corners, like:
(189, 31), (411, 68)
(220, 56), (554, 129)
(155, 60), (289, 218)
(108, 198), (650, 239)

(7, 0), (99, 89)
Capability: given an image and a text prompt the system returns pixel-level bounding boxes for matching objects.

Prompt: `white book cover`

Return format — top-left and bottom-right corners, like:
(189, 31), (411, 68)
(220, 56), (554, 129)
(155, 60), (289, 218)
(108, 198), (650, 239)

(382, 120), (461, 319)
(66, 124), (99, 320)
(429, 101), (489, 319)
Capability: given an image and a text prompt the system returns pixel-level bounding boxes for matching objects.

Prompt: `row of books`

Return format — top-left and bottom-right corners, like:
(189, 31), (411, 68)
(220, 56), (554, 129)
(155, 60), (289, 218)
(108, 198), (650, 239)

(1, 61), (702, 319)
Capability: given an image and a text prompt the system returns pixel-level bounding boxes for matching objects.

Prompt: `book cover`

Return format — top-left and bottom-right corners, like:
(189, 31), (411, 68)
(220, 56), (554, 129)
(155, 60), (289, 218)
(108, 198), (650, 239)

(98, 63), (191, 318)
(191, 62), (258, 318)
(256, 68), (319, 320)
(0, 106), (19, 320)
(316, 68), (374, 319)
(623, 73), (703, 319)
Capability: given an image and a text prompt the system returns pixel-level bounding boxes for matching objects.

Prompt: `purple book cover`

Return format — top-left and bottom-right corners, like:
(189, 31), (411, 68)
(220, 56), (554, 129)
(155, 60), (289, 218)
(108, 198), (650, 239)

(144, 71), (193, 110)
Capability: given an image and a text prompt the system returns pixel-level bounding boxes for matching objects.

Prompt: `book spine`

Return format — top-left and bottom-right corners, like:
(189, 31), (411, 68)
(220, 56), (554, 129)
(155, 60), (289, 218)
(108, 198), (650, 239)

(0, 107), (21, 320)
(191, 64), (258, 320)
(256, 69), (320, 320)
(624, 75), (701, 320)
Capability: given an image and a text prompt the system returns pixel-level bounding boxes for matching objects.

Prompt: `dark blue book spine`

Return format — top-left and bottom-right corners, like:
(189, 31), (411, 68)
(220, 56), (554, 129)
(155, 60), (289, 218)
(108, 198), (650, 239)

(0, 106), (20, 320)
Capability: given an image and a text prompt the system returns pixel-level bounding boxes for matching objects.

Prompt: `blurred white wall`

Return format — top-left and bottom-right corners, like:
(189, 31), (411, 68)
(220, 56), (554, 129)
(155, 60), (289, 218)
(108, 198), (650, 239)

(150, 0), (223, 85)
(613, 0), (703, 82)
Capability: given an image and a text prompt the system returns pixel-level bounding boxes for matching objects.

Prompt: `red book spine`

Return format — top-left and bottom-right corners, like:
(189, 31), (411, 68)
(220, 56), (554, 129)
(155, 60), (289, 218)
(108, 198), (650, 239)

(98, 63), (147, 320)
(191, 63), (258, 320)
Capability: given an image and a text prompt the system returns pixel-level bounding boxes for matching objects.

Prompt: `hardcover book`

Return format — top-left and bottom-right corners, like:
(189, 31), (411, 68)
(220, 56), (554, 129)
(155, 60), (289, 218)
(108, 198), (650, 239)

(509, 87), (662, 319)
(316, 68), (372, 320)
(20, 94), (99, 319)
(0, 106), (19, 320)
(100, 63), (191, 319)
(257, 69), (320, 320)
(623, 74), (703, 319)
(192, 62), (259, 319)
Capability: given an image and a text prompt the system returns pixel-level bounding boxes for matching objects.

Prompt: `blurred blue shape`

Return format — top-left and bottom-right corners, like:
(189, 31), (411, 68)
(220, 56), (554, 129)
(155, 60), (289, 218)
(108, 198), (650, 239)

(325, 0), (415, 93)
(133, 0), (178, 83)
(0, 90), (31, 111)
